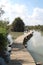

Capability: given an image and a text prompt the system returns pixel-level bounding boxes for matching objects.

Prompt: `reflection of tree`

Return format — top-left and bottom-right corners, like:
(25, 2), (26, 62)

(40, 31), (43, 36)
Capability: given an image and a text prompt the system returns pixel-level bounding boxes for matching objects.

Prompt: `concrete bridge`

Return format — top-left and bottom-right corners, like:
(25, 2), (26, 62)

(8, 31), (36, 65)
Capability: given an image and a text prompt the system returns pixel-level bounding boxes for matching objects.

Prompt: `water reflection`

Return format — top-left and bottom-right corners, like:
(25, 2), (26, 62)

(40, 31), (43, 36)
(27, 31), (43, 64)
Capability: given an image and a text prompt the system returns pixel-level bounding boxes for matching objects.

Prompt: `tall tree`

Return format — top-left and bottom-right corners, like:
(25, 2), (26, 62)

(12, 17), (25, 32)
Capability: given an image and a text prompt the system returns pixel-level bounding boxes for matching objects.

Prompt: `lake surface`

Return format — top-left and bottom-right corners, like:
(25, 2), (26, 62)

(27, 30), (43, 64)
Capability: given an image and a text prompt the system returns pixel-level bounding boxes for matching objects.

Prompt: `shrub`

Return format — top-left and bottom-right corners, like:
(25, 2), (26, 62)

(0, 27), (8, 51)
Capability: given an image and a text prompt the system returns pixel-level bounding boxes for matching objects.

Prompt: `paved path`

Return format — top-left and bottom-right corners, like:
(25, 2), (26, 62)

(8, 31), (36, 65)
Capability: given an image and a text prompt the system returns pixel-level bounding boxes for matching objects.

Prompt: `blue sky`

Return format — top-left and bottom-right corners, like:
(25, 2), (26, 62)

(12, 0), (43, 8)
(11, 0), (43, 14)
(0, 0), (43, 25)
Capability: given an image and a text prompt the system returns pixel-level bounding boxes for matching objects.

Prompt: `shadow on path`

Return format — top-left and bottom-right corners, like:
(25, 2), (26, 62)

(8, 59), (35, 65)
(8, 59), (24, 65)
(11, 43), (25, 51)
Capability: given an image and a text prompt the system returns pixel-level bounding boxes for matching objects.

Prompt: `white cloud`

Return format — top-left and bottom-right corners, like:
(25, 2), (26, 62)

(0, 0), (28, 24)
(30, 8), (43, 25)
(0, 0), (43, 25)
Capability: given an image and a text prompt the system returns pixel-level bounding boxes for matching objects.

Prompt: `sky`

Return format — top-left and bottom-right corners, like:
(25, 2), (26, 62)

(0, 0), (43, 25)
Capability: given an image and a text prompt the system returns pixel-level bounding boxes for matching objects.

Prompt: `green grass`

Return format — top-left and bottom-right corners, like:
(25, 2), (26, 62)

(10, 32), (24, 39)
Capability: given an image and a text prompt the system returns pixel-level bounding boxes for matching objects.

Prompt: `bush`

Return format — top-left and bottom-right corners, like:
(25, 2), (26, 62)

(0, 27), (8, 51)
(0, 33), (8, 50)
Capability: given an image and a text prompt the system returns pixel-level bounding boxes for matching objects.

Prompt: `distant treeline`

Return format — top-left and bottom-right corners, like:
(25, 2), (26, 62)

(25, 25), (43, 31)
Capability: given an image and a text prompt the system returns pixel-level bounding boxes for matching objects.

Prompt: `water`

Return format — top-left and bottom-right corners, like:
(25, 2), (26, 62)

(27, 30), (43, 64)
(7, 34), (13, 52)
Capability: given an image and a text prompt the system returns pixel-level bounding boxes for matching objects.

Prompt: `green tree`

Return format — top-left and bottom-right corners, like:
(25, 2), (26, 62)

(12, 17), (25, 32)
(0, 6), (9, 51)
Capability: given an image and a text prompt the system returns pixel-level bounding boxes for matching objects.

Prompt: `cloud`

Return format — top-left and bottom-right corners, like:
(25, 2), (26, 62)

(0, 0), (28, 24)
(0, 0), (43, 25)
(30, 8), (43, 25)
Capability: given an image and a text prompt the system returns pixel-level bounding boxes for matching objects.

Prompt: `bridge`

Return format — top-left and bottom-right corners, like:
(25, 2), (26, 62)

(8, 30), (36, 65)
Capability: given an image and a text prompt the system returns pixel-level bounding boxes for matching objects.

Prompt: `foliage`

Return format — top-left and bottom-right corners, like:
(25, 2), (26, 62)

(0, 20), (9, 33)
(12, 17), (25, 32)
(0, 26), (8, 50)
(25, 25), (43, 31)
(0, 20), (8, 51)
(0, 6), (8, 50)
(0, 33), (8, 50)
(0, 27), (7, 34)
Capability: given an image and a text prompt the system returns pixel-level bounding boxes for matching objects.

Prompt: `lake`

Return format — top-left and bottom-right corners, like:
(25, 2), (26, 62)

(27, 30), (43, 64)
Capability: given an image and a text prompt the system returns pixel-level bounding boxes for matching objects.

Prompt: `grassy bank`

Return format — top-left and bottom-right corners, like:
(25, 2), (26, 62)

(10, 32), (24, 39)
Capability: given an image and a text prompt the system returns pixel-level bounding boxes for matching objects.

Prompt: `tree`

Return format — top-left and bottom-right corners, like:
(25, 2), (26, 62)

(0, 6), (9, 51)
(0, 7), (4, 20)
(12, 17), (25, 32)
